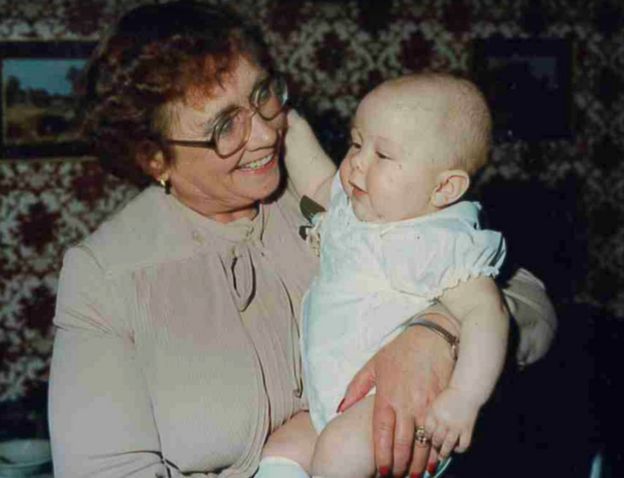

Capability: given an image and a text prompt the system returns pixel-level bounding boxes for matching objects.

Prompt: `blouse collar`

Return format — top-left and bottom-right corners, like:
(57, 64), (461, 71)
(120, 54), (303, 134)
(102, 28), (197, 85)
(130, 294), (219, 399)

(166, 194), (267, 245)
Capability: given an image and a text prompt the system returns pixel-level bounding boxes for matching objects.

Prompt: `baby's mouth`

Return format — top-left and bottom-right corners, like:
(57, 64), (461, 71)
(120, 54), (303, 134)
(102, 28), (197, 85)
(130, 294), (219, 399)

(350, 181), (366, 197)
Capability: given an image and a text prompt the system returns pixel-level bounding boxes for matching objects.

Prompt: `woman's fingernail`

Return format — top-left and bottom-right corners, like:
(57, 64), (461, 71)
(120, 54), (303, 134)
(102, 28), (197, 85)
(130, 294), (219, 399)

(427, 462), (438, 475)
(336, 398), (345, 413)
(409, 473), (422, 478)
(378, 466), (391, 476)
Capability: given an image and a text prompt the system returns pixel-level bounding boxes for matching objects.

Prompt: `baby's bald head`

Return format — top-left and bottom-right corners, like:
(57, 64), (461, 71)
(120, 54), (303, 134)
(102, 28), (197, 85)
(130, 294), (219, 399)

(368, 73), (492, 174)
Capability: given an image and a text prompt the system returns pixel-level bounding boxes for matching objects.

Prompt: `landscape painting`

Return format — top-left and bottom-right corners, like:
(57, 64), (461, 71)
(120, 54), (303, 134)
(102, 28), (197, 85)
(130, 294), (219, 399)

(0, 42), (95, 159)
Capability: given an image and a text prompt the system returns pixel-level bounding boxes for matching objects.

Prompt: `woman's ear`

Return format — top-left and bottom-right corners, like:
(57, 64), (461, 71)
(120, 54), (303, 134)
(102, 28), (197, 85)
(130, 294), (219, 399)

(138, 149), (169, 182)
(431, 169), (470, 208)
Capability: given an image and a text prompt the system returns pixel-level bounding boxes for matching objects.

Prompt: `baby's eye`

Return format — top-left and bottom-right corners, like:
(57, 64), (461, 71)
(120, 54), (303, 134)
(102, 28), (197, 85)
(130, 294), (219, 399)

(349, 140), (361, 150)
(376, 151), (392, 160)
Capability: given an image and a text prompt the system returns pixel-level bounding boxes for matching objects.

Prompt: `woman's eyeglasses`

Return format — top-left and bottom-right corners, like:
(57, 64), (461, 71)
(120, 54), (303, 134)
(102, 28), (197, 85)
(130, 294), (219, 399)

(166, 74), (288, 158)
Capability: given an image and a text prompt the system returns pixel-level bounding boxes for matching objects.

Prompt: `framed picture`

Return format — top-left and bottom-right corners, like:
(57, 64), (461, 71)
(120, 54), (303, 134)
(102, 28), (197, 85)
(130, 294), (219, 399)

(472, 38), (573, 142)
(0, 41), (96, 159)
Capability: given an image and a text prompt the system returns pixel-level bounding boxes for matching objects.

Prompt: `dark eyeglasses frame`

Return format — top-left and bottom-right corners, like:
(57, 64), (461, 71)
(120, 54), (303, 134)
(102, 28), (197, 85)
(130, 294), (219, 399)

(165, 74), (288, 158)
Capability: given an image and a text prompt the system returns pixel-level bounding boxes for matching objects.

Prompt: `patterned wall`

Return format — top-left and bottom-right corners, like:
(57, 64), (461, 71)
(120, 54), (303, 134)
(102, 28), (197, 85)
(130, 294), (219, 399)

(1, 0), (623, 406)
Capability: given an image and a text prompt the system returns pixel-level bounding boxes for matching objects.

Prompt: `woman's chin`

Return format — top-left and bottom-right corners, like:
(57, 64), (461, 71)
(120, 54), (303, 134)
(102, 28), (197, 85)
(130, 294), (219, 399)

(241, 162), (282, 202)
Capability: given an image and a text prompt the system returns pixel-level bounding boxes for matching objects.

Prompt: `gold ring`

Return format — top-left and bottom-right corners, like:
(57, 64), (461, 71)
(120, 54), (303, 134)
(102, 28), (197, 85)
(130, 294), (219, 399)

(415, 426), (431, 447)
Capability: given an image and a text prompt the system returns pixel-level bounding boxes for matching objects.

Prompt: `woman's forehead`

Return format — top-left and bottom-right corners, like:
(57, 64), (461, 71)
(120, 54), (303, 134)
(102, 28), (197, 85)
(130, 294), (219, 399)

(182, 56), (265, 112)
(166, 57), (265, 130)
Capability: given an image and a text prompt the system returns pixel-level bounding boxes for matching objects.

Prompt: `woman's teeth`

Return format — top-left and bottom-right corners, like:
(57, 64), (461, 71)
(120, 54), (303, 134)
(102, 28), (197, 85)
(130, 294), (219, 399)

(240, 154), (273, 170)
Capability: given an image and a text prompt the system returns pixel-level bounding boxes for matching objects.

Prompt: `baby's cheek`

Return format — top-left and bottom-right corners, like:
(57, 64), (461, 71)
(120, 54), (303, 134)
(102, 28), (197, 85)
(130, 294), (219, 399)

(375, 166), (402, 194)
(338, 161), (351, 193)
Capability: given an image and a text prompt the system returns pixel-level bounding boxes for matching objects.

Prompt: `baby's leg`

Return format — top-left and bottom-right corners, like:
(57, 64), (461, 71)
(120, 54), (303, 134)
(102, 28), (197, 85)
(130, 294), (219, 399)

(311, 396), (376, 478)
(259, 411), (317, 476)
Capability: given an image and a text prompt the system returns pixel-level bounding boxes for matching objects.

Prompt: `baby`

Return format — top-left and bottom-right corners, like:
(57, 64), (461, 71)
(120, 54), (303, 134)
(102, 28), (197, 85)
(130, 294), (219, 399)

(257, 73), (509, 478)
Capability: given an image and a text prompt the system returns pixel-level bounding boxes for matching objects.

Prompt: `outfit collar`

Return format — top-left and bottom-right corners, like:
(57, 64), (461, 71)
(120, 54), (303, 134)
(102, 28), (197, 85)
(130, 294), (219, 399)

(167, 193), (267, 245)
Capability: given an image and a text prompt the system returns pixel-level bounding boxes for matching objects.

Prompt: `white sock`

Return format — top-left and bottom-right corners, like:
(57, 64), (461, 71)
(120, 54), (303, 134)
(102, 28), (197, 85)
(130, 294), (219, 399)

(255, 456), (310, 478)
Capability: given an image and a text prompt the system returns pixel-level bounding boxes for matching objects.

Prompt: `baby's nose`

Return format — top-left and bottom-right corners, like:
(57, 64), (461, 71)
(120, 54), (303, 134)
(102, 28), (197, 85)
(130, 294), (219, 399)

(350, 150), (368, 170)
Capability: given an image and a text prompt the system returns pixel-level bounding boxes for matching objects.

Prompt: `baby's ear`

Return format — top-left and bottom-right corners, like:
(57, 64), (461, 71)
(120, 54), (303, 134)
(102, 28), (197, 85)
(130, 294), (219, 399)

(431, 169), (470, 208)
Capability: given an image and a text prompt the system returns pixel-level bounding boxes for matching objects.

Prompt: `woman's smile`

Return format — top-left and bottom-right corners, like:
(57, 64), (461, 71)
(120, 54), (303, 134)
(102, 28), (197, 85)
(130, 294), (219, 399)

(237, 151), (279, 173)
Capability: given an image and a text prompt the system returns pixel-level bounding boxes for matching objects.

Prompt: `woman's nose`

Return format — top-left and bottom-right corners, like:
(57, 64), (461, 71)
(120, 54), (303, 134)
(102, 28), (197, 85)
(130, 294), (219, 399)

(247, 112), (281, 150)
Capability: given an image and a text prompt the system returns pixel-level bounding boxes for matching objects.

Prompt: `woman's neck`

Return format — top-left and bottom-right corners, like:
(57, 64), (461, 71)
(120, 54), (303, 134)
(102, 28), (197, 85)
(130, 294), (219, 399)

(171, 189), (258, 224)
(210, 207), (259, 223)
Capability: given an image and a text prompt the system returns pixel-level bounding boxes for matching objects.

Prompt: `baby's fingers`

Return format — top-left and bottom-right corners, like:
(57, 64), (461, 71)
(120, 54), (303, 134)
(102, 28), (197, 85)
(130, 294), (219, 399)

(439, 430), (459, 460)
(455, 429), (473, 453)
(431, 424), (447, 450)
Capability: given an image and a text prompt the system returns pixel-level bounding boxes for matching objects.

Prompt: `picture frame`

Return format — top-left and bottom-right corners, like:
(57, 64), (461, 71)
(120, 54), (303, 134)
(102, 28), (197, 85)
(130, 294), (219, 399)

(0, 41), (96, 159)
(472, 38), (573, 142)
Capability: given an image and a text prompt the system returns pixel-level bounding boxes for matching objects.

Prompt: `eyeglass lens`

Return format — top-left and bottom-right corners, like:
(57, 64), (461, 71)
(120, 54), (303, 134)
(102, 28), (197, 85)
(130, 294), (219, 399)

(213, 76), (288, 156)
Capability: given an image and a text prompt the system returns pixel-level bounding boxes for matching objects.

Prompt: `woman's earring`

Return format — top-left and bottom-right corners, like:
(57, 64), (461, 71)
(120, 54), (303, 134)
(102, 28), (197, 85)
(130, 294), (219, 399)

(159, 177), (171, 195)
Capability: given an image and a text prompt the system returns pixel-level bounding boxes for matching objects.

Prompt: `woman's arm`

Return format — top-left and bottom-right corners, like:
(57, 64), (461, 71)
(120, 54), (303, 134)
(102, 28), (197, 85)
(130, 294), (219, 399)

(502, 267), (557, 365)
(339, 267), (556, 477)
(49, 246), (176, 477)
(284, 110), (336, 207)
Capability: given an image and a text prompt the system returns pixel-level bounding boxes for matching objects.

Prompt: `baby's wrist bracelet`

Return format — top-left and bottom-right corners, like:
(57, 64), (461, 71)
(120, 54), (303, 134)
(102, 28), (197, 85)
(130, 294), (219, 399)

(406, 317), (459, 361)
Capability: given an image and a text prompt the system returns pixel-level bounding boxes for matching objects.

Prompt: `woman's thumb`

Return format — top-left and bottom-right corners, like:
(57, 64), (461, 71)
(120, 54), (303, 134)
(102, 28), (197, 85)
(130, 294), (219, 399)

(337, 359), (376, 413)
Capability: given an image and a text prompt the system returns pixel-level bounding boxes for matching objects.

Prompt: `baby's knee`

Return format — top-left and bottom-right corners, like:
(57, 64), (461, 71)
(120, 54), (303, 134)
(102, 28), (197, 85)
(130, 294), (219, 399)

(262, 431), (309, 469)
(256, 457), (309, 478)
(311, 420), (375, 478)
(262, 412), (317, 471)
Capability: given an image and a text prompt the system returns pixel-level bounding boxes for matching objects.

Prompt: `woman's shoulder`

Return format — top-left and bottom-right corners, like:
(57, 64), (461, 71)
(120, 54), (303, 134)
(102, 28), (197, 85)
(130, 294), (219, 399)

(75, 187), (194, 276)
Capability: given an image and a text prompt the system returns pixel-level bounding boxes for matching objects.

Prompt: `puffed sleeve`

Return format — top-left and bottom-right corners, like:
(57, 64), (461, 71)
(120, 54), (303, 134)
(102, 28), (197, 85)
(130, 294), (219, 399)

(49, 246), (179, 477)
(381, 220), (506, 300)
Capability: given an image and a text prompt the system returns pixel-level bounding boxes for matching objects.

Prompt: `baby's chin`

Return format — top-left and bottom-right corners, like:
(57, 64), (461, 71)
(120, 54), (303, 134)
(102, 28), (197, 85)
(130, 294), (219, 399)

(350, 198), (387, 224)
(351, 198), (431, 224)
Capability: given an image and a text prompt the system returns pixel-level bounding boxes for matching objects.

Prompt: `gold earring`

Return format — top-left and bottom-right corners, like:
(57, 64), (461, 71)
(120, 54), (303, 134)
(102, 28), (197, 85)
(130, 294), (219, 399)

(158, 177), (171, 195)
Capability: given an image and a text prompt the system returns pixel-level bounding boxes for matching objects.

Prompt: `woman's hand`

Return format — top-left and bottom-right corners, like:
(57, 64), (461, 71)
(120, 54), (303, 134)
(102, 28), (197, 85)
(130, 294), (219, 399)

(284, 109), (335, 204)
(339, 315), (456, 477)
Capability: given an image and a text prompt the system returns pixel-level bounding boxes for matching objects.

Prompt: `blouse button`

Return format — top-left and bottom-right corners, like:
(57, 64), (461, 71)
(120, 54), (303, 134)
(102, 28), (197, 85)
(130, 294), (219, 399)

(192, 231), (204, 244)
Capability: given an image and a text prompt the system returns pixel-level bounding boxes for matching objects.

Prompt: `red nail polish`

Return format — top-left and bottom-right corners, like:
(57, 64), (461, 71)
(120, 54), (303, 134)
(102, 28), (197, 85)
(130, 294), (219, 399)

(336, 398), (345, 413)
(410, 473), (422, 478)
(378, 466), (391, 477)
(427, 462), (438, 474)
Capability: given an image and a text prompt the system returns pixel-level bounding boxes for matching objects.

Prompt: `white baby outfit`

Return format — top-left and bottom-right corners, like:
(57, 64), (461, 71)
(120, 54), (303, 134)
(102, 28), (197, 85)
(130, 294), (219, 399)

(301, 174), (506, 432)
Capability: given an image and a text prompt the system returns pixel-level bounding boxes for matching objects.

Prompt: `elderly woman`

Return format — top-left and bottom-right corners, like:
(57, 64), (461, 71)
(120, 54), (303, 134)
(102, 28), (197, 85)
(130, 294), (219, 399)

(48, 2), (556, 477)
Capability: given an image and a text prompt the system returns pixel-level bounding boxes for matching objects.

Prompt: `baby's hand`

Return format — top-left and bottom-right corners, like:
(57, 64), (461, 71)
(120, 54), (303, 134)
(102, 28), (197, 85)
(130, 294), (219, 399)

(424, 387), (481, 459)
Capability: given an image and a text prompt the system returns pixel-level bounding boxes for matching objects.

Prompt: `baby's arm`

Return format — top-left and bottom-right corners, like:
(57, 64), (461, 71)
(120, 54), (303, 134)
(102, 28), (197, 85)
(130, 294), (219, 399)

(284, 110), (336, 208)
(425, 276), (509, 458)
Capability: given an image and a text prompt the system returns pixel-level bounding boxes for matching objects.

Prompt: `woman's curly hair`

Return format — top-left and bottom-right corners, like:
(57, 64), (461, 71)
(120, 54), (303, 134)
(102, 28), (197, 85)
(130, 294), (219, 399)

(82, 1), (271, 186)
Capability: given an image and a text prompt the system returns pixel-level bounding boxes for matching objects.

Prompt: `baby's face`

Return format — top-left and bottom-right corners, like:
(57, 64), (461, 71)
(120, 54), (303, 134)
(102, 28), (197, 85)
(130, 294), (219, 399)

(339, 84), (449, 223)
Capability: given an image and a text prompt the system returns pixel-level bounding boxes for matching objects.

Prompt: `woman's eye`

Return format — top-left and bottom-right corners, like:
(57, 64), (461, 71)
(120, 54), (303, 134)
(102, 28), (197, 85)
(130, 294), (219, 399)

(376, 151), (391, 160)
(256, 85), (272, 104)
(349, 140), (361, 149)
(217, 117), (236, 137)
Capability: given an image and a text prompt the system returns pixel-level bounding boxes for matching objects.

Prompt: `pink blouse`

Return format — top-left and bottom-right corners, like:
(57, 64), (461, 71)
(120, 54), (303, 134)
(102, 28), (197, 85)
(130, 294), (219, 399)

(49, 185), (555, 477)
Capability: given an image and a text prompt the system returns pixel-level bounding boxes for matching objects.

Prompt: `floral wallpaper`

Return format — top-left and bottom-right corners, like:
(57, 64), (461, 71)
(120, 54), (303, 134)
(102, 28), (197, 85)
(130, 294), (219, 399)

(0, 0), (622, 411)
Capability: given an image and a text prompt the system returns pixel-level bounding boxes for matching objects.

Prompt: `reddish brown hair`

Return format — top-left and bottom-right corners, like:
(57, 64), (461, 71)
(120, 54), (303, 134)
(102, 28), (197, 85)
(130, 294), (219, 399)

(82, 1), (271, 185)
